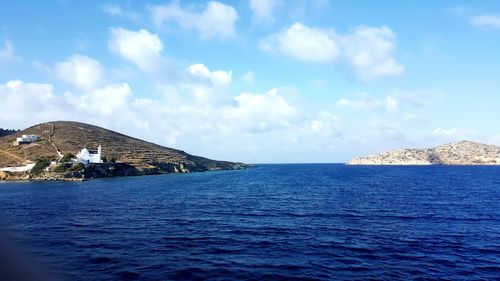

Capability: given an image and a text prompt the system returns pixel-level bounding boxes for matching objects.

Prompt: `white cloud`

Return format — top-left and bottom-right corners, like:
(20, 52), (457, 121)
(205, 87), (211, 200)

(249, 0), (281, 25)
(242, 71), (255, 84)
(0, 80), (67, 128)
(224, 88), (297, 132)
(390, 89), (446, 108)
(384, 95), (399, 112)
(470, 14), (500, 29)
(309, 111), (338, 136)
(402, 112), (423, 122)
(341, 26), (404, 80)
(336, 96), (380, 110)
(336, 94), (398, 112)
(179, 64), (232, 103)
(447, 6), (468, 17)
(108, 28), (163, 72)
(150, 1), (238, 39)
(187, 64), (232, 86)
(260, 23), (404, 80)
(312, 0), (328, 12)
(337, 89), (445, 112)
(103, 3), (122, 16)
(234, 88), (294, 118)
(103, 3), (141, 21)
(432, 127), (475, 139)
(55, 55), (105, 90)
(0, 41), (14, 62)
(260, 23), (339, 62)
(65, 83), (132, 115)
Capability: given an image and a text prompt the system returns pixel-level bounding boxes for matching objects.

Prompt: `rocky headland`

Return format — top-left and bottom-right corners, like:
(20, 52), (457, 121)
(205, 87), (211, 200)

(0, 121), (246, 181)
(348, 141), (500, 165)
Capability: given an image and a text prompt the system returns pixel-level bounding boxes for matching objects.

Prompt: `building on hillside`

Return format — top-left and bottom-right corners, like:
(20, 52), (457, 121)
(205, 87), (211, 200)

(75, 145), (103, 164)
(13, 134), (39, 146)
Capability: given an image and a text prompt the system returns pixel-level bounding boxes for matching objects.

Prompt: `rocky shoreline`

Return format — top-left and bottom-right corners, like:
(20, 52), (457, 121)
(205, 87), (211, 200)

(0, 162), (247, 182)
(349, 141), (500, 165)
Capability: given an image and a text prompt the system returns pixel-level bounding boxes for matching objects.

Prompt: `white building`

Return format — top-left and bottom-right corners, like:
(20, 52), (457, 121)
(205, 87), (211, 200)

(13, 134), (39, 146)
(0, 163), (36, 173)
(75, 145), (103, 164)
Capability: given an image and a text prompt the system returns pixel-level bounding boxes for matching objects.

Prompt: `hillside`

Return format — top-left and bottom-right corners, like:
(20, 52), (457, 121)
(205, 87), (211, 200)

(0, 121), (244, 178)
(348, 141), (500, 165)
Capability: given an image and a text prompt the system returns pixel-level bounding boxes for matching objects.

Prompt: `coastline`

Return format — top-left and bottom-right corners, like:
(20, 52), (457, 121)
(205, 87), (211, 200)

(0, 162), (248, 182)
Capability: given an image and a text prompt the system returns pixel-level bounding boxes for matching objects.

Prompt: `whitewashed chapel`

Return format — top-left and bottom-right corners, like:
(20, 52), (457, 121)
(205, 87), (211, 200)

(75, 145), (103, 164)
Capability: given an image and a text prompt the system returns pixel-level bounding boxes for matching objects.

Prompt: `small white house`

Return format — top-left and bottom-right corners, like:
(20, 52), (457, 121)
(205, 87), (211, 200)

(75, 145), (103, 164)
(13, 134), (39, 146)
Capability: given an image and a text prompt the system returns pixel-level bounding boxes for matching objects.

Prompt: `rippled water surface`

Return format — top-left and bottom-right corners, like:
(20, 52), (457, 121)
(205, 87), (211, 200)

(0, 164), (499, 280)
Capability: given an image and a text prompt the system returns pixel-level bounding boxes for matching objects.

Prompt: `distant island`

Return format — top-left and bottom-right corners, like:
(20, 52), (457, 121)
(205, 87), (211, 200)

(348, 141), (500, 165)
(0, 121), (245, 181)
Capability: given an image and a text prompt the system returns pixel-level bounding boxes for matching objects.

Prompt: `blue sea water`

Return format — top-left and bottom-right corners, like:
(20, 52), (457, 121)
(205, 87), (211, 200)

(0, 164), (499, 280)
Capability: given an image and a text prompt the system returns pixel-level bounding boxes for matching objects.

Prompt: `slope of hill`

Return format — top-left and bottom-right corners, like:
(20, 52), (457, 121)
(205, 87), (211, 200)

(0, 121), (244, 180)
(348, 141), (500, 165)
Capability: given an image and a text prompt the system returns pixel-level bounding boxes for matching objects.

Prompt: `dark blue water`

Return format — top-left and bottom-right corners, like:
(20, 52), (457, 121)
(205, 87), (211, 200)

(0, 164), (499, 280)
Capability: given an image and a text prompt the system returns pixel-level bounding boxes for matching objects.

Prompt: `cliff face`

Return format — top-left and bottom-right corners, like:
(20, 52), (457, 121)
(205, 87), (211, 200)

(349, 141), (500, 165)
(0, 121), (245, 180)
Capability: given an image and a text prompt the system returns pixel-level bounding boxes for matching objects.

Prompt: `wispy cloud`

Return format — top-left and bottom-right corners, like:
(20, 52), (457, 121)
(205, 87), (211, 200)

(103, 3), (141, 21)
(470, 14), (500, 29)
(149, 1), (238, 39)
(0, 41), (15, 62)
(249, 0), (282, 25)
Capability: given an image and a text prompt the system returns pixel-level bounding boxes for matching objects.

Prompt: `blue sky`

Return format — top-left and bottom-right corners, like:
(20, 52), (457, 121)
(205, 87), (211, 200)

(0, 0), (499, 163)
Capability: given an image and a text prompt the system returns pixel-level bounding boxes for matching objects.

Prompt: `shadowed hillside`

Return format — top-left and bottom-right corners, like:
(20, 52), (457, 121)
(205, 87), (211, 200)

(0, 121), (243, 173)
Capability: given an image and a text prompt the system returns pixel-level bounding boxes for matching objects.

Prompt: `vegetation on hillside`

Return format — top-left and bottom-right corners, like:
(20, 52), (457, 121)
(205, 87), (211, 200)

(60, 153), (75, 163)
(0, 128), (19, 137)
(54, 162), (85, 173)
(30, 157), (52, 175)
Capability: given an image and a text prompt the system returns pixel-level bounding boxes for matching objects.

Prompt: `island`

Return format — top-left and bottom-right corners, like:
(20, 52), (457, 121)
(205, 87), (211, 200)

(0, 121), (245, 181)
(348, 140), (500, 165)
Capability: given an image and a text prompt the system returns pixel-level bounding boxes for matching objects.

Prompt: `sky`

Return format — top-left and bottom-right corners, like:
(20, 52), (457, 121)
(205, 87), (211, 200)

(0, 0), (499, 163)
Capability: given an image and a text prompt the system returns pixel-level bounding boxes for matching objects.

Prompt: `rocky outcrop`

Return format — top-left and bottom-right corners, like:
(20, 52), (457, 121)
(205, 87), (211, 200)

(0, 171), (29, 181)
(349, 141), (500, 165)
(0, 121), (247, 181)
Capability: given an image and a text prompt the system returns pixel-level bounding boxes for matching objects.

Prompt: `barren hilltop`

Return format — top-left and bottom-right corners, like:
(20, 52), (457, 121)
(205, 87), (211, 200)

(0, 121), (244, 180)
(349, 141), (500, 165)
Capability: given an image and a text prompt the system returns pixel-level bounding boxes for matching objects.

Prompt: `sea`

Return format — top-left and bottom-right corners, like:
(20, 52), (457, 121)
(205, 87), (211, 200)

(0, 164), (499, 280)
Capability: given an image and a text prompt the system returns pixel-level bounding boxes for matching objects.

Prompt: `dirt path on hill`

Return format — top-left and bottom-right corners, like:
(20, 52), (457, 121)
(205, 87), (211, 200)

(48, 122), (64, 161)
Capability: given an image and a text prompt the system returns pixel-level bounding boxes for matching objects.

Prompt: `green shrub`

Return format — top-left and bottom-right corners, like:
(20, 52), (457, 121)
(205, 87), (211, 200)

(60, 153), (75, 163)
(53, 162), (85, 174)
(30, 157), (52, 175)
(53, 163), (69, 173)
(68, 163), (85, 172)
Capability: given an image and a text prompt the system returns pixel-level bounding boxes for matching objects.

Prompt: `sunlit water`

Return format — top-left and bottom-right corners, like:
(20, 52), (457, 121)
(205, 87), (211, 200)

(0, 164), (499, 280)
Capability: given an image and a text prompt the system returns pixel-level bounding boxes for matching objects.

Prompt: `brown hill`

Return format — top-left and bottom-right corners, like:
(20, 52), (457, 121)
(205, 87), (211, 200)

(349, 141), (500, 165)
(0, 121), (243, 172)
